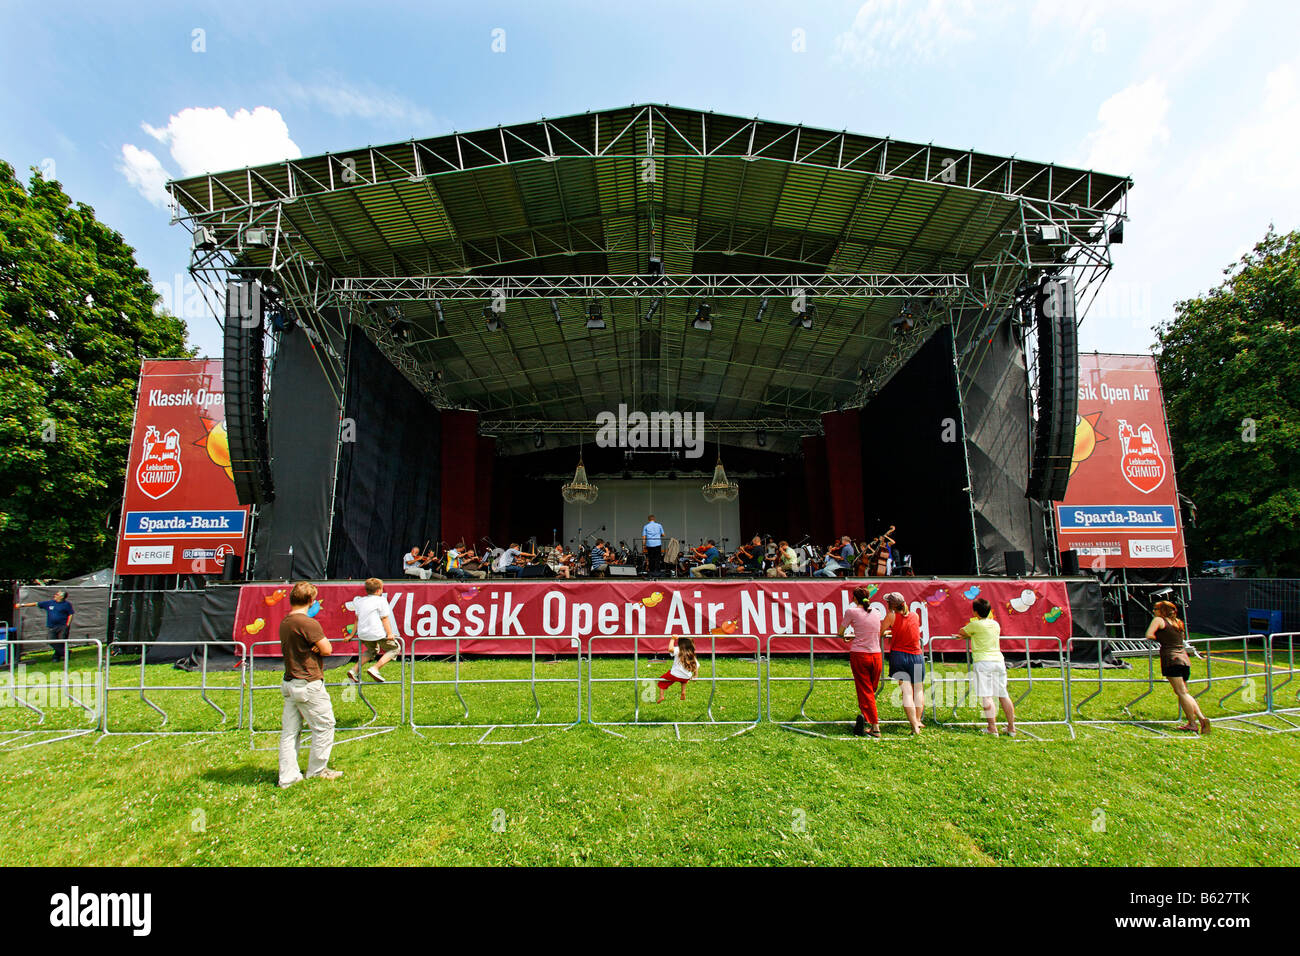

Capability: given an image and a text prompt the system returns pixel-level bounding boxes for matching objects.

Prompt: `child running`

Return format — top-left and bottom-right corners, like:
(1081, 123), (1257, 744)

(345, 577), (400, 683)
(655, 636), (699, 702)
(956, 597), (1016, 736)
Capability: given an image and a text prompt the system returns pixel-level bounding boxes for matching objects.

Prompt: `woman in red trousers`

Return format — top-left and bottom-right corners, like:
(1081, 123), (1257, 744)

(838, 585), (884, 737)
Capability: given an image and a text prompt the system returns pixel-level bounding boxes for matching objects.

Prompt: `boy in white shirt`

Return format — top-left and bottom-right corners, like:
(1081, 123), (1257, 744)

(346, 577), (400, 683)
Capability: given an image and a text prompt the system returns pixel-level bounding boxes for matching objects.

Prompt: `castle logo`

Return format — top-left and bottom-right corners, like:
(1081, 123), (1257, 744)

(1116, 419), (1166, 494)
(135, 425), (183, 500)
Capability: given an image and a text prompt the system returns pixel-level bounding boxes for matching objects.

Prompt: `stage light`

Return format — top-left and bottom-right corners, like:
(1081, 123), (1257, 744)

(1108, 221), (1124, 244)
(756, 429), (767, 448)
(755, 297), (769, 322)
(647, 256), (665, 281)
(890, 315), (915, 335)
(193, 227), (217, 250)
(586, 301), (606, 330)
(790, 302), (815, 329)
(551, 298), (562, 324)
(434, 300), (446, 325)
(482, 305), (501, 332)
(533, 430), (544, 449)
(693, 303), (713, 332)
(243, 227), (269, 248)
(643, 298), (660, 321)
(1034, 224), (1061, 243)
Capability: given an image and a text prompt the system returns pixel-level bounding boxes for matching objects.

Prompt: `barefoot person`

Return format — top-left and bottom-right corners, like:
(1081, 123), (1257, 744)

(654, 636), (698, 703)
(278, 582), (342, 788)
(346, 578), (399, 684)
(956, 597), (1016, 736)
(882, 592), (926, 734)
(837, 585), (883, 737)
(1146, 600), (1210, 734)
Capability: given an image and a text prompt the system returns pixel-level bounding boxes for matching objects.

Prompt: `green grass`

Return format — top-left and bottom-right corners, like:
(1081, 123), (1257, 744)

(1, 645), (1297, 866)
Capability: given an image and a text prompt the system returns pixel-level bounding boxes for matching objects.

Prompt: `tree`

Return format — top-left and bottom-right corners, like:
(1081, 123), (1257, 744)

(1155, 227), (1300, 576)
(0, 161), (191, 581)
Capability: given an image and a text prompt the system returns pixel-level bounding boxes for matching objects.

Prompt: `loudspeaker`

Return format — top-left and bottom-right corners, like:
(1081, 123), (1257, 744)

(516, 563), (553, 578)
(220, 553), (243, 582)
(223, 280), (275, 506)
(1026, 277), (1079, 502)
(1060, 549), (1080, 575)
(608, 564), (638, 577)
(1004, 550), (1027, 577)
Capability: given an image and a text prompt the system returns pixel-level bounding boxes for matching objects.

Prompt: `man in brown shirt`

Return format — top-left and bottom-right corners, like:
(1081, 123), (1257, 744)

(278, 582), (343, 787)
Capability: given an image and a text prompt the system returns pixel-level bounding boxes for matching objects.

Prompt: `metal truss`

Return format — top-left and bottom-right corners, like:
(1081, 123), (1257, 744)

(332, 273), (970, 302)
(479, 418), (822, 435)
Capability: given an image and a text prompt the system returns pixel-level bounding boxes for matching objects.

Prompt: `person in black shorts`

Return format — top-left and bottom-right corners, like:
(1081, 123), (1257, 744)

(1145, 600), (1210, 734)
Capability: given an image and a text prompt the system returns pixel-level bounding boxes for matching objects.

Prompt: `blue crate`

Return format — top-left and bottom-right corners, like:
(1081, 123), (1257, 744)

(1246, 608), (1282, 636)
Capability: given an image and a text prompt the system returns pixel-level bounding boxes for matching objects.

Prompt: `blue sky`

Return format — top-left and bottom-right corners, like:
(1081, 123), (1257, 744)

(3, 0), (1298, 359)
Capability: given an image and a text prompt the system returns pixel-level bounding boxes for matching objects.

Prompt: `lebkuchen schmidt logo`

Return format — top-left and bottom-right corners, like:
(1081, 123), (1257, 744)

(135, 425), (183, 499)
(1116, 418), (1166, 494)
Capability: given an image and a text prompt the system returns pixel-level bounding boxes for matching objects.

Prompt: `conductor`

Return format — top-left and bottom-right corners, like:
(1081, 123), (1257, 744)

(642, 514), (665, 577)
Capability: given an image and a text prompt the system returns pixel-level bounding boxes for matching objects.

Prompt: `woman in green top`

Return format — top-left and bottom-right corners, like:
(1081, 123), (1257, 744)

(1145, 600), (1210, 735)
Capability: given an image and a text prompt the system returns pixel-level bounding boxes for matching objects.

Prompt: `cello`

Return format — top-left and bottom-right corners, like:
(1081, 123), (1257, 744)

(856, 525), (896, 577)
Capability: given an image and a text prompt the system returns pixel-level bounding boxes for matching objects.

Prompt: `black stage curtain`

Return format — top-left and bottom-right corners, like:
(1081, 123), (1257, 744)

(328, 330), (442, 579)
(251, 323), (342, 580)
(860, 327), (974, 575)
(956, 313), (1051, 573)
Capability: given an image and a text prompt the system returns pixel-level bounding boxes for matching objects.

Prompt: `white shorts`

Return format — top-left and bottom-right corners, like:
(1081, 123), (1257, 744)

(972, 659), (1008, 699)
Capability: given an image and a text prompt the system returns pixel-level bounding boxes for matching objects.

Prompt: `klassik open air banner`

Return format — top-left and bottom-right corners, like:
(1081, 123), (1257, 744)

(1057, 353), (1188, 569)
(114, 358), (250, 576)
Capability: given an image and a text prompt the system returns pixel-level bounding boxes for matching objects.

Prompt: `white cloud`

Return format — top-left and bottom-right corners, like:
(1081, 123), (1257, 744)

(281, 76), (438, 133)
(140, 106), (301, 177)
(834, 0), (985, 67)
(1079, 77), (1171, 174)
(118, 144), (171, 208)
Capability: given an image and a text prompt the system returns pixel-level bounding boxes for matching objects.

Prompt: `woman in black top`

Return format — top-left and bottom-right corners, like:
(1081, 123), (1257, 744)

(1145, 600), (1210, 734)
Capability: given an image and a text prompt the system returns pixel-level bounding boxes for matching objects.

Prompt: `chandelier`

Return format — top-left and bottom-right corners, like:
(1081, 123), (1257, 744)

(701, 456), (739, 502)
(561, 457), (599, 504)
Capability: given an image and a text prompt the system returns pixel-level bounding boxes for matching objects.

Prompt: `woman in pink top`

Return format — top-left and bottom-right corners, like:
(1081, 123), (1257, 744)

(838, 586), (883, 738)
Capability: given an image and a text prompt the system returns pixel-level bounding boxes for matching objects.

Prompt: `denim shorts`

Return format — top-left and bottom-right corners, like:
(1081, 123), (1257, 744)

(889, 651), (925, 683)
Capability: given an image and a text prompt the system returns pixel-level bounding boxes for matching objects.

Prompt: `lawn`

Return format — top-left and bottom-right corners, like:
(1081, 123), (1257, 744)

(0, 644), (1297, 866)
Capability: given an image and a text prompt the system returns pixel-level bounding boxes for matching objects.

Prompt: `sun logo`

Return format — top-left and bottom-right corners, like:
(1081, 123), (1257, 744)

(194, 415), (234, 482)
(1071, 411), (1107, 476)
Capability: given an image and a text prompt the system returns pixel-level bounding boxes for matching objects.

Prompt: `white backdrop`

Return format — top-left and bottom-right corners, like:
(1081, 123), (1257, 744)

(562, 478), (741, 553)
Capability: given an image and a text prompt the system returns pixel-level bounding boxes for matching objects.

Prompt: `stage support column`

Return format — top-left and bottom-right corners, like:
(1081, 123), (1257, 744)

(440, 410), (480, 547)
(802, 435), (832, 544)
(821, 410), (865, 539)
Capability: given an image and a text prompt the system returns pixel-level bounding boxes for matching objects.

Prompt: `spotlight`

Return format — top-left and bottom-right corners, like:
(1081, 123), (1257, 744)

(193, 227), (217, 250)
(434, 300), (446, 325)
(1033, 224), (1062, 243)
(756, 429), (767, 448)
(551, 298), (562, 324)
(755, 297), (769, 322)
(533, 430), (544, 449)
(646, 256), (665, 281)
(586, 301), (606, 330)
(790, 303), (815, 329)
(243, 227), (269, 248)
(643, 298), (660, 322)
(1108, 221), (1124, 244)
(890, 315), (915, 334)
(482, 305), (501, 332)
(693, 303), (713, 332)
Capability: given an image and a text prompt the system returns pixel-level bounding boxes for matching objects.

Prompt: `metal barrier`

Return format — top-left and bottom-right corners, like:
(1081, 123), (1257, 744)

(1185, 633), (1275, 731)
(1266, 632), (1299, 729)
(588, 634), (761, 739)
(102, 641), (248, 739)
(929, 637), (1074, 740)
(0, 640), (104, 749)
(1069, 636), (1173, 734)
(248, 638), (406, 750)
(409, 635), (581, 744)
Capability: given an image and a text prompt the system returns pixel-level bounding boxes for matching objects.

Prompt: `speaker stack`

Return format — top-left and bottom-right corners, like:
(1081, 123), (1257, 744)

(223, 280), (275, 507)
(1026, 276), (1079, 502)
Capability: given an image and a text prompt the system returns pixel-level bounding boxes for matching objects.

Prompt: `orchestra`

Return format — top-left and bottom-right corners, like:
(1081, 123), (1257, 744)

(400, 527), (907, 580)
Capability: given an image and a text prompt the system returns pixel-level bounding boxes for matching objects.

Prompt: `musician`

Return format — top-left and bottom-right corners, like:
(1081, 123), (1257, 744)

(493, 542), (536, 577)
(403, 546), (438, 581)
(642, 515), (665, 576)
(446, 540), (486, 580)
(729, 535), (765, 576)
(550, 544), (575, 580)
(814, 535), (856, 578)
(689, 539), (720, 578)
(765, 540), (797, 578)
(588, 538), (612, 578)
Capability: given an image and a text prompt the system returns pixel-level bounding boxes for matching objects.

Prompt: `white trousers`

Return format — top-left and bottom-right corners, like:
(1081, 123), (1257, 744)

(279, 679), (336, 787)
(404, 566), (432, 580)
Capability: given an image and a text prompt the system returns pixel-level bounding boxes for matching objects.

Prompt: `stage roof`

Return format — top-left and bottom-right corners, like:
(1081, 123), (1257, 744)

(169, 104), (1130, 447)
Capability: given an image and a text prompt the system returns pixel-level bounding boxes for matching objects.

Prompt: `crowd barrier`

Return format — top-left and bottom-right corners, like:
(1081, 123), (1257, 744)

(587, 634), (762, 739)
(102, 641), (247, 739)
(6, 631), (1300, 748)
(0, 639), (103, 750)
(408, 635), (581, 743)
(247, 638), (406, 750)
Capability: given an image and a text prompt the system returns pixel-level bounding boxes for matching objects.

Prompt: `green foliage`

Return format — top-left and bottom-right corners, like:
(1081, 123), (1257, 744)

(1156, 228), (1300, 575)
(0, 161), (191, 581)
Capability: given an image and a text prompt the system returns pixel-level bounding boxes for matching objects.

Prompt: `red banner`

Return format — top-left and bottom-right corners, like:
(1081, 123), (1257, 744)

(233, 578), (1074, 656)
(114, 359), (250, 576)
(1056, 354), (1187, 569)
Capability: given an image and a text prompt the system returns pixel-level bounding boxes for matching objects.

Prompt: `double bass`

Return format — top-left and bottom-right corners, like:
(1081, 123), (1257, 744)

(854, 525), (896, 577)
